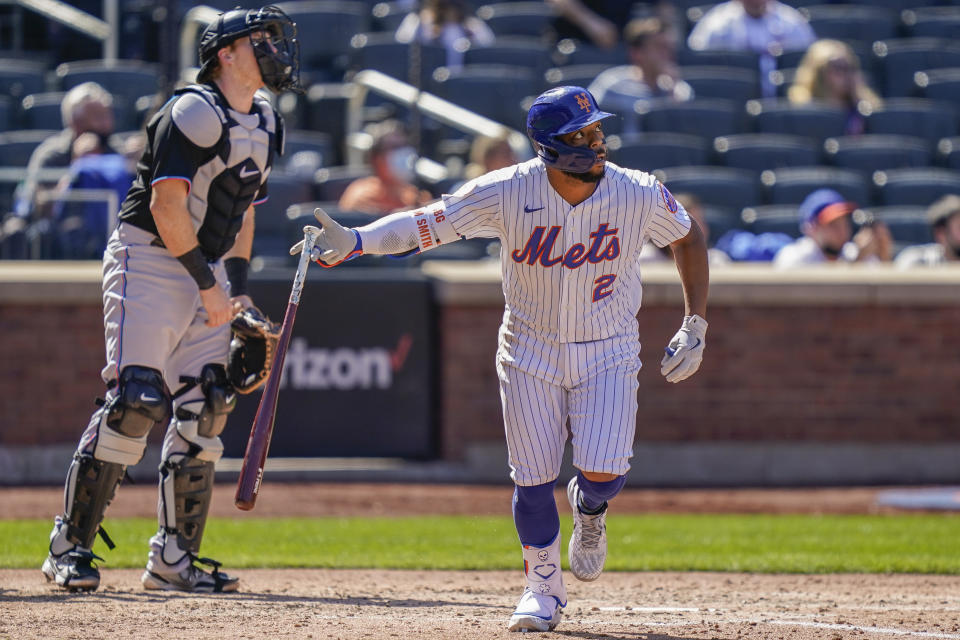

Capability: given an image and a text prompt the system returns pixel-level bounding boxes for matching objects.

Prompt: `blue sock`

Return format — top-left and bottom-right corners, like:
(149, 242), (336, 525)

(512, 480), (559, 547)
(576, 472), (626, 513)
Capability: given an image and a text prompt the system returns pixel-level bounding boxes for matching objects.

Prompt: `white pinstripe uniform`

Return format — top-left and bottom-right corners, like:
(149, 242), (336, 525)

(430, 158), (692, 486)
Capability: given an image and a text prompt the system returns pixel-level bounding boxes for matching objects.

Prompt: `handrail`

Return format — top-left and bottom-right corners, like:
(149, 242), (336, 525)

(8, 0), (117, 60)
(346, 69), (531, 167)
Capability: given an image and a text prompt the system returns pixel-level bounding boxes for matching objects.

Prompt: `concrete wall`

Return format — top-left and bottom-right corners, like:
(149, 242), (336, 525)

(2, 260), (960, 485)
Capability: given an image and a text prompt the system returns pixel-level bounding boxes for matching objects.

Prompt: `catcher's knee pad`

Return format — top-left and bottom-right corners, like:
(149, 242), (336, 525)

(62, 453), (124, 549)
(174, 364), (236, 462)
(95, 366), (171, 465)
(159, 453), (215, 558)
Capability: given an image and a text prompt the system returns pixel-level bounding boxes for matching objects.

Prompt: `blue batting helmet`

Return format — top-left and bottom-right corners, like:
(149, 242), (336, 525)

(526, 86), (613, 173)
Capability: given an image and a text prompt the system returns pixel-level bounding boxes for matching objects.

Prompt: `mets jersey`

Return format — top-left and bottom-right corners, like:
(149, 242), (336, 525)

(434, 158), (692, 343)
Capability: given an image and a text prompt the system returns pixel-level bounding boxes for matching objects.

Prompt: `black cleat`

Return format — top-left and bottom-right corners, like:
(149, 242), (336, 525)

(42, 549), (102, 592)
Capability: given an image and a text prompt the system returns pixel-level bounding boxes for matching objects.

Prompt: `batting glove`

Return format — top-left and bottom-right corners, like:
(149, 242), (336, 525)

(289, 208), (362, 267)
(660, 314), (707, 383)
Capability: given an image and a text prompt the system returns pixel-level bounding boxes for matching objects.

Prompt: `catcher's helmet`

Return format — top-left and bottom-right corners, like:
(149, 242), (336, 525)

(197, 5), (301, 93)
(526, 86), (613, 173)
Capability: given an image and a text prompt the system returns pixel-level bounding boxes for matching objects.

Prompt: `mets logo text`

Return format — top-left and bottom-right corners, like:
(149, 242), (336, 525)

(575, 92), (591, 111)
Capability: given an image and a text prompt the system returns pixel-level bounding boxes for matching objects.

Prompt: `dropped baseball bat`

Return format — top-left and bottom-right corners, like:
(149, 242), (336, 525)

(235, 227), (318, 511)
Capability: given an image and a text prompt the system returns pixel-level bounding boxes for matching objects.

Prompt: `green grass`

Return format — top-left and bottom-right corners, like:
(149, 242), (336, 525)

(4, 514), (959, 573)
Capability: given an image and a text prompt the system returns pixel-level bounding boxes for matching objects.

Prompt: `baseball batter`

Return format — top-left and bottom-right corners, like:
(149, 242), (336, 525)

(41, 6), (301, 593)
(292, 86), (710, 631)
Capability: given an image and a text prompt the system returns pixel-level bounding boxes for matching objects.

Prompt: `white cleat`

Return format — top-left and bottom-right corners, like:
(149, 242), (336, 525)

(508, 588), (564, 632)
(142, 554), (238, 593)
(567, 476), (608, 582)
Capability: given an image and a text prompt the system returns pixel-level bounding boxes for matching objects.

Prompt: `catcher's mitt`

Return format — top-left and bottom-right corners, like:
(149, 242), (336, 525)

(227, 306), (281, 394)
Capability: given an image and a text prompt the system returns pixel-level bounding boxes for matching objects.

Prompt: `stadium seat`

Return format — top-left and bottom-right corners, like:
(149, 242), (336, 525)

(823, 135), (932, 175)
(430, 64), (537, 128)
(677, 48), (760, 72)
(871, 38), (960, 97)
(0, 62), (48, 102)
(475, 2), (554, 37)
(864, 98), (958, 144)
(841, 0), (932, 9)
(314, 165), (374, 202)
(276, 1), (369, 73)
(552, 39), (626, 67)
(798, 4), (898, 45)
(348, 33), (447, 85)
(713, 133), (821, 172)
(640, 98), (746, 140)
(20, 92), (66, 131)
(902, 7), (960, 40)
(740, 204), (803, 238)
(609, 132), (710, 173)
(873, 168), (960, 207)
(763, 166), (872, 206)
(681, 65), (761, 103)
(54, 59), (161, 131)
(653, 165), (761, 212)
(936, 137), (960, 170)
(543, 64), (609, 89)
(914, 67), (960, 104)
(0, 97), (11, 134)
(747, 99), (848, 142)
(250, 173), (316, 261)
(0, 130), (58, 167)
(278, 130), (335, 176)
(370, 0), (410, 33)
(463, 37), (553, 75)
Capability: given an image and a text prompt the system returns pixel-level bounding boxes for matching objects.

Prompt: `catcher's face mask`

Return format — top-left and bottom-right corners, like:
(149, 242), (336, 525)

(248, 6), (301, 94)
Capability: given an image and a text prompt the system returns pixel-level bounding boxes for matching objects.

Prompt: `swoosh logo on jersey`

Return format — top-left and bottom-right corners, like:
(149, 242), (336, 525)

(238, 166), (259, 179)
(523, 204), (544, 213)
(139, 392), (159, 403)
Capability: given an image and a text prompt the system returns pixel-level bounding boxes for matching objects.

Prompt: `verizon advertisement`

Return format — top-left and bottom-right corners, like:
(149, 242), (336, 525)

(221, 272), (436, 458)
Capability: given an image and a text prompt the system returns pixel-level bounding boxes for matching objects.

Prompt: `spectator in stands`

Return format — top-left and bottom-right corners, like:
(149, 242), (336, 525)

(774, 188), (892, 266)
(464, 134), (519, 181)
(588, 17), (692, 135)
(395, 0), (494, 70)
(895, 194), (960, 267)
(788, 39), (881, 136)
(338, 120), (433, 216)
(687, 0), (815, 97)
(546, 0), (636, 50)
(52, 132), (142, 258)
(639, 192), (730, 265)
(15, 82), (118, 219)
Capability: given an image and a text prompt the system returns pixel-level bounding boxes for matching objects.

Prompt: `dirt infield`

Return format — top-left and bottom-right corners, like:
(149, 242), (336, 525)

(5, 483), (960, 640)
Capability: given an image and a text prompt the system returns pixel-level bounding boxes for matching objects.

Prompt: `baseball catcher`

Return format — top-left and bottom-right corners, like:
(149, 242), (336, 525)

(42, 5), (301, 594)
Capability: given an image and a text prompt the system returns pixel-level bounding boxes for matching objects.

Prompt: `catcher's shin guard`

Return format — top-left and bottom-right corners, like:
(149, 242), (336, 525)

(158, 453), (215, 561)
(60, 453), (124, 550)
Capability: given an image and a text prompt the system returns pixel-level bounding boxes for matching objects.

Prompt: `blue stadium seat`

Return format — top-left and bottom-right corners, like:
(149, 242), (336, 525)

(348, 32), (447, 85)
(871, 38), (960, 97)
(543, 64), (609, 88)
(823, 135), (932, 175)
(677, 48), (760, 72)
(861, 205), (933, 250)
(475, 2), (554, 37)
(864, 98), (958, 144)
(0, 62), (48, 103)
(747, 99), (848, 142)
(278, 130), (335, 174)
(607, 132), (709, 173)
(763, 166), (872, 206)
(314, 165), (374, 202)
(713, 133), (820, 171)
(640, 98), (745, 139)
(873, 168), (960, 207)
(0, 97), (12, 134)
(20, 92), (66, 131)
(553, 39), (626, 67)
(681, 65), (761, 103)
(430, 64), (536, 127)
(936, 137), (960, 170)
(276, 1), (369, 73)
(370, 0), (411, 33)
(798, 4), (898, 45)
(914, 67), (960, 104)
(54, 59), (160, 131)
(902, 7), (960, 40)
(654, 165), (761, 212)
(740, 204), (803, 238)
(0, 130), (58, 167)
(464, 36), (553, 75)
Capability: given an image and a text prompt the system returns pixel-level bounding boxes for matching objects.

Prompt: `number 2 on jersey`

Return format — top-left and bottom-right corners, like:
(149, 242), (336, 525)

(592, 274), (617, 302)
